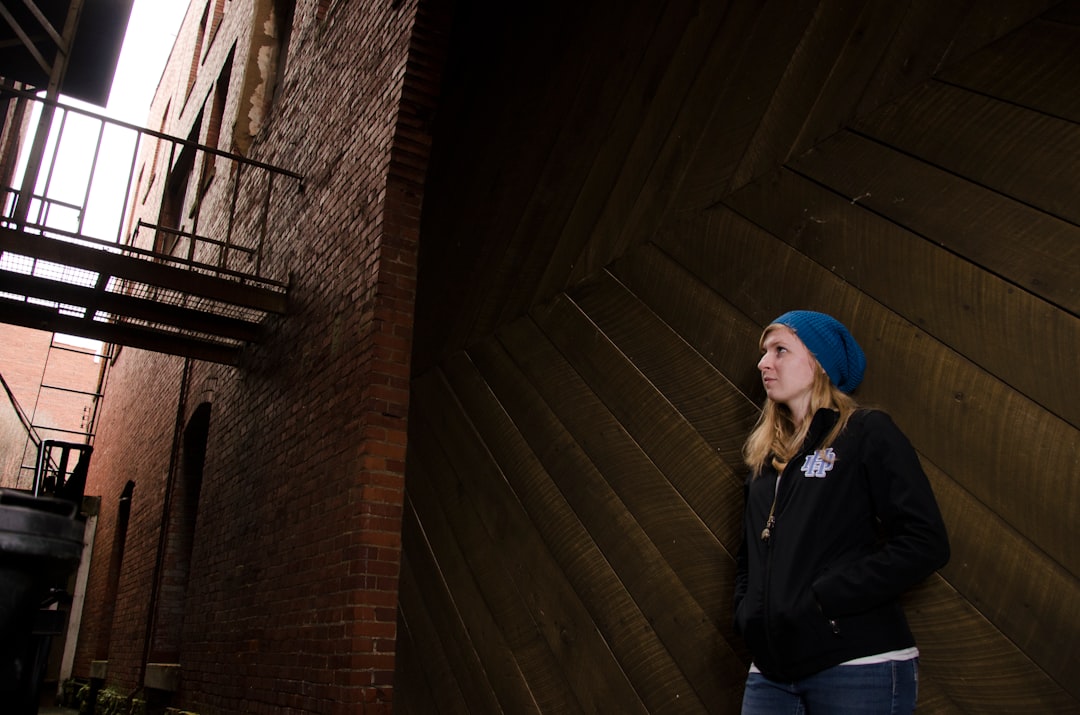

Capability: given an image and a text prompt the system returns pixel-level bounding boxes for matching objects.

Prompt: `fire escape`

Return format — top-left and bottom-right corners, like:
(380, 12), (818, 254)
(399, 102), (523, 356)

(1, 6), (306, 704)
(1, 0), (300, 368)
(1, 0), (301, 495)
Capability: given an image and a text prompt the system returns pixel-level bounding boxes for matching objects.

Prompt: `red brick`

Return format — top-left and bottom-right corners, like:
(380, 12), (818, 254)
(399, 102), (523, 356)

(64, 0), (449, 711)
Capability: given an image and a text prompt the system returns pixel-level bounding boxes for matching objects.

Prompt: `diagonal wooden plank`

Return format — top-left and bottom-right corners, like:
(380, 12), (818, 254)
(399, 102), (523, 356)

(512, 0), (731, 324)
(395, 569), (467, 715)
(723, 160), (1080, 428)
(607, 242), (765, 403)
(547, 279), (748, 536)
(852, 81), (1080, 226)
(481, 0), (684, 332)
(937, 18), (1080, 122)
(730, 0), (909, 187)
(466, 336), (711, 715)
(572, 266), (760, 470)
(906, 573), (1080, 711)
(923, 458), (1080, 700)
(405, 433), (548, 714)
(786, 130), (1080, 315)
(415, 367), (633, 714)
(571, 0), (824, 285)
(495, 314), (744, 711)
(415, 0), (664, 365)
(436, 352), (658, 715)
(531, 293), (741, 601)
(398, 506), (501, 714)
(934, 0), (1059, 65)
(850, 0), (977, 119)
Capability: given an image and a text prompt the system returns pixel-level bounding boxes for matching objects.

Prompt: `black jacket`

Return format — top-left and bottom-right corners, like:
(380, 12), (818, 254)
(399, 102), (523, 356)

(733, 408), (949, 681)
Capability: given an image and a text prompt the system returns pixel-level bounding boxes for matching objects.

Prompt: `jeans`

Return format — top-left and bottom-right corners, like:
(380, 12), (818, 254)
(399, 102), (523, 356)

(741, 659), (918, 715)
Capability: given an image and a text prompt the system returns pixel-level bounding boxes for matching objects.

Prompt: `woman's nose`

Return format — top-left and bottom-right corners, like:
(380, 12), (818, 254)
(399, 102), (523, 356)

(757, 353), (770, 370)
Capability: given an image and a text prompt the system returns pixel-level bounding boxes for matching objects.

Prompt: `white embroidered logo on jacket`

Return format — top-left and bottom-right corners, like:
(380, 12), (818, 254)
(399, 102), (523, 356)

(801, 448), (836, 478)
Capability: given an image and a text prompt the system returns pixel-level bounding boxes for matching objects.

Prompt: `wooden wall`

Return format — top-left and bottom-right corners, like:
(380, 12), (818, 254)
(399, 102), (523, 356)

(398, 0), (1080, 712)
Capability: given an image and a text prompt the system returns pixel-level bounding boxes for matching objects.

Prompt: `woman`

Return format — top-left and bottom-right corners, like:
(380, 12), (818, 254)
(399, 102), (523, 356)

(733, 310), (949, 714)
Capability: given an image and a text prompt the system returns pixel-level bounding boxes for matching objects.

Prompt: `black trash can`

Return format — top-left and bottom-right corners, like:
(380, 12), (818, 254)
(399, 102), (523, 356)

(0, 489), (85, 714)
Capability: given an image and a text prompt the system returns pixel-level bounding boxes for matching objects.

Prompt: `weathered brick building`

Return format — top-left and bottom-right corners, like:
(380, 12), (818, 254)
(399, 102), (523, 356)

(21, 0), (1077, 713)
(0, 326), (103, 489)
(69, 0), (441, 711)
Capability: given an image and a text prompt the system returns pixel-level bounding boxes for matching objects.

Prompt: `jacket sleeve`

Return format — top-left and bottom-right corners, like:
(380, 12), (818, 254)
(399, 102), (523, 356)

(812, 410), (950, 616)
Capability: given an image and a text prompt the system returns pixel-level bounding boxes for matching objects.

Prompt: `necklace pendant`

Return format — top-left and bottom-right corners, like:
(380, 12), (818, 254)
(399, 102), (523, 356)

(760, 515), (776, 543)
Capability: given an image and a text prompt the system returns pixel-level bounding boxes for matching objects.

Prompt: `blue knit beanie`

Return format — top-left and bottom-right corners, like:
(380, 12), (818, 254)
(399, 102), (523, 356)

(771, 310), (866, 394)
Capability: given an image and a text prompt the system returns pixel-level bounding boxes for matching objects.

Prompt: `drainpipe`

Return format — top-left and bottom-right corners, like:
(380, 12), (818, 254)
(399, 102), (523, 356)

(134, 357), (191, 704)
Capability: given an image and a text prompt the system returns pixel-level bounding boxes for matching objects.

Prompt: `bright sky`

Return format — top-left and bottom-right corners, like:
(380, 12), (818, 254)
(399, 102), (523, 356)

(105, 0), (191, 123)
(32, 0), (191, 242)
(27, 0), (192, 238)
(30, 0), (191, 349)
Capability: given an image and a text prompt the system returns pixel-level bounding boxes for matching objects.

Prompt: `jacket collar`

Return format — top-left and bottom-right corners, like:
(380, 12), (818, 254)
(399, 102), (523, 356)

(803, 408), (840, 452)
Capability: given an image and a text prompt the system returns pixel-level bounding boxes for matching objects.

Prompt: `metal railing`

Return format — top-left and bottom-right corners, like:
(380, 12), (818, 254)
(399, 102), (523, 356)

(0, 83), (303, 292)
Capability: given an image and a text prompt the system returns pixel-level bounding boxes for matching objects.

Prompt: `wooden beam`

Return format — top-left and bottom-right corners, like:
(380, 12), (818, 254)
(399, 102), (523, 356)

(852, 81), (1080, 226)
(414, 366), (651, 714)
(406, 408), (563, 714)
(489, 316), (738, 709)
(724, 158), (1080, 428)
(785, 130), (1080, 316)
(395, 556), (467, 714)
(937, 18), (1080, 123)
(464, 337), (705, 714)
(399, 502), (501, 713)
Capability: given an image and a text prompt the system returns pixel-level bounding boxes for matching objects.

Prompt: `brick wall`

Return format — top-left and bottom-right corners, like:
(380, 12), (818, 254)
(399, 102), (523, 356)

(74, 349), (185, 685)
(74, 0), (448, 712)
(0, 369), (29, 482)
(0, 325), (103, 489)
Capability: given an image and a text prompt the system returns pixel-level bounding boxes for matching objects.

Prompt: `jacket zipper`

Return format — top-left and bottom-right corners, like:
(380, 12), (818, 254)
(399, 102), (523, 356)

(762, 436), (841, 669)
(761, 464), (787, 669)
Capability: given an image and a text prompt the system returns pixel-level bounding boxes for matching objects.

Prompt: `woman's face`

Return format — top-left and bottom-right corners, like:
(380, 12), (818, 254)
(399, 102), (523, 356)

(757, 326), (819, 418)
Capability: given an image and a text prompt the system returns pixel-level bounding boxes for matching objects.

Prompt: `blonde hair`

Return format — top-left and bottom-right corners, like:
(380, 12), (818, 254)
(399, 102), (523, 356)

(742, 325), (859, 477)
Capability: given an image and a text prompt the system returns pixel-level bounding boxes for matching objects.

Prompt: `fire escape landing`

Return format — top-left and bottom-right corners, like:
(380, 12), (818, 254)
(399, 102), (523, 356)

(2, 1), (301, 365)
(0, 87), (301, 365)
(0, 221), (289, 365)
